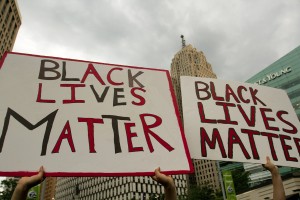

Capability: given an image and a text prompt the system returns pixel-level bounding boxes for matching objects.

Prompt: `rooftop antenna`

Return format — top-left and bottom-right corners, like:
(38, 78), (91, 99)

(181, 35), (186, 48)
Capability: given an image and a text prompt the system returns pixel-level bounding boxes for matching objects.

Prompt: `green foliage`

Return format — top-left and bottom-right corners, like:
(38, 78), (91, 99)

(0, 178), (18, 200)
(187, 184), (216, 200)
(214, 189), (224, 200)
(231, 169), (250, 194)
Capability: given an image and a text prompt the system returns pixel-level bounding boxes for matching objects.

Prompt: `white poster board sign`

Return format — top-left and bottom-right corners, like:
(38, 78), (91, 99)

(181, 76), (300, 168)
(0, 52), (193, 176)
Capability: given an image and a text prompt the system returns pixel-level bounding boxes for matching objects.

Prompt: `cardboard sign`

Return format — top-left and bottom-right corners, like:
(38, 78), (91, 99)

(181, 76), (300, 168)
(0, 52), (193, 176)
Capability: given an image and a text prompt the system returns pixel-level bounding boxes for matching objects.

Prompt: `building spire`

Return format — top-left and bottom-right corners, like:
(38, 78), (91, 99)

(181, 35), (186, 48)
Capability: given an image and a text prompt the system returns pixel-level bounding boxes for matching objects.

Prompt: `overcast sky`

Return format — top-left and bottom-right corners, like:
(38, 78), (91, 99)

(12, 0), (300, 82)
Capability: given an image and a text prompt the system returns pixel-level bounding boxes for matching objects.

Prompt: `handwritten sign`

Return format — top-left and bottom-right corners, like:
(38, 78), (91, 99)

(0, 52), (193, 176)
(181, 76), (300, 168)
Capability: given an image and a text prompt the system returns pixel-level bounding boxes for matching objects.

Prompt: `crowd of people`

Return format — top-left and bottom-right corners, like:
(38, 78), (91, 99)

(11, 156), (285, 200)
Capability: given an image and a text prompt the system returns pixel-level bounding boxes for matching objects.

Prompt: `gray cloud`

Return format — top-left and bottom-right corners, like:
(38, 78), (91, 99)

(14, 0), (300, 82)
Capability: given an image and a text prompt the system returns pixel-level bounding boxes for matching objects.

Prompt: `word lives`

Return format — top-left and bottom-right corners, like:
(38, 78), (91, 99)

(37, 59), (146, 106)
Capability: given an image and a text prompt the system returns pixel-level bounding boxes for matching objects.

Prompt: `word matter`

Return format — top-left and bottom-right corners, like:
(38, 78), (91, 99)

(0, 108), (174, 156)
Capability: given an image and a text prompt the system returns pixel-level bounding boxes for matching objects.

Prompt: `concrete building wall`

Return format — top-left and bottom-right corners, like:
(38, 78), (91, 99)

(0, 0), (21, 58)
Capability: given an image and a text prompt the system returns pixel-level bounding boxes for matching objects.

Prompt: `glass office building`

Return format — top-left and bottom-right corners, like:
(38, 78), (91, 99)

(247, 45), (300, 120)
(245, 45), (300, 187)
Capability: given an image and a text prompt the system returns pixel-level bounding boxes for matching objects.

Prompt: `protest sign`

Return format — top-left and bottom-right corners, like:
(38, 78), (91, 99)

(181, 76), (300, 168)
(0, 52), (193, 176)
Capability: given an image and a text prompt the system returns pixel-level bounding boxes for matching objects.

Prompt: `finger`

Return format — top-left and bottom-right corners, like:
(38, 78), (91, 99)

(37, 166), (45, 180)
(155, 168), (166, 180)
(30, 166), (45, 184)
(151, 167), (160, 182)
(154, 168), (162, 179)
(154, 167), (161, 175)
(266, 156), (271, 164)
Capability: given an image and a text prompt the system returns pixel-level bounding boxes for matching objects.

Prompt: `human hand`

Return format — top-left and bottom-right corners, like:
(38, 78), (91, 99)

(151, 167), (175, 189)
(17, 166), (45, 191)
(263, 156), (279, 175)
(151, 168), (177, 200)
(263, 157), (285, 200)
(12, 166), (45, 200)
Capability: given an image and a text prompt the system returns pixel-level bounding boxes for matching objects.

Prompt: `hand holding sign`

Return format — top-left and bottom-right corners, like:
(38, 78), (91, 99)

(263, 156), (278, 175)
(151, 167), (177, 200)
(12, 166), (45, 200)
(263, 156), (286, 200)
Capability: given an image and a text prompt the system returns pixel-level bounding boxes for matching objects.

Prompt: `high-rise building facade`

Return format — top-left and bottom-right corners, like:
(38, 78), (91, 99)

(170, 42), (217, 119)
(170, 37), (220, 191)
(55, 175), (187, 200)
(0, 0), (21, 58)
(244, 45), (300, 187)
(247, 45), (300, 120)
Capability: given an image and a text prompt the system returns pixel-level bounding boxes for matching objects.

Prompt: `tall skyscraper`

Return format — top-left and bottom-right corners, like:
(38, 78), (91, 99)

(170, 36), (220, 191)
(0, 0), (21, 58)
(171, 35), (217, 119)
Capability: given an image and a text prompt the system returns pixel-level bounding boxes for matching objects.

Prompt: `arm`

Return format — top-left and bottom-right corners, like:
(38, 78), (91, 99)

(263, 156), (285, 200)
(151, 167), (177, 200)
(11, 166), (45, 200)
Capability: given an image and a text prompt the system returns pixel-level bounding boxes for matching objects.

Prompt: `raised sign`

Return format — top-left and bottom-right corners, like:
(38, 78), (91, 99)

(0, 52), (193, 176)
(181, 76), (300, 168)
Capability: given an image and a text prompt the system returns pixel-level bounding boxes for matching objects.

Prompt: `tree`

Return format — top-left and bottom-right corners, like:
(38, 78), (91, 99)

(214, 189), (224, 200)
(187, 184), (216, 200)
(231, 168), (250, 194)
(0, 178), (18, 200)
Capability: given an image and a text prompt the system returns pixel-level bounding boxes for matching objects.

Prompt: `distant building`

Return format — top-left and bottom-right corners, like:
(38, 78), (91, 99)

(245, 45), (300, 187)
(170, 36), (220, 191)
(41, 177), (57, 200)
(0, 0), (22, 58)
(237, 174), (300, 200)
(219, 161), (244, 172)
(247, 45), (300, 120)
(55, 175), (187, 200)
(170, 39), (217, 120)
